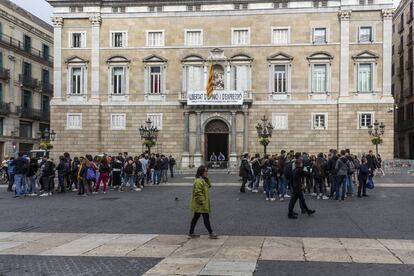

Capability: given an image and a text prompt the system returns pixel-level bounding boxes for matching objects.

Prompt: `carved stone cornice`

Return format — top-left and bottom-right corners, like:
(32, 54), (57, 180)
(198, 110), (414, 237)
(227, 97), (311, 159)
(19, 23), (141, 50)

(89, 16), (102, 26)
(382, 9), (394, 20)
(52, 17), (64, 28)
(338, 10), (352, 21)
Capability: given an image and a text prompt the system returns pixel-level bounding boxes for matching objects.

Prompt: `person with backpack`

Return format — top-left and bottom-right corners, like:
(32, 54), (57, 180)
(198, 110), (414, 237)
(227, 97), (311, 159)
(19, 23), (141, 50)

(335, 150), (350, 201)
(153, 154), (162, 185)
(249, 153), (261, 193)
(56, 156), (68, 193)
(64, 152), (72, 191)
(39, 156), (55, 197)
(94, 156), (111, 194)
(111, 156), (122, 190)
(358, 157), (370, 198)
(327, 150), (338, 199)
(312, 154), (328, 200)
(288, 159), (316, 219)
(81, 158), (95, 196)
(160, 155), (169, 184)
(71, 157), (80, 191)
(120, 157), (137, 191)
(27, 157), (39, 196)
(263, 159), (275, 201)
(13, 153), (29, 198)
(345, 149), (355, 196)
(134, 156), (143, 191)
(239, 152), (251, 193)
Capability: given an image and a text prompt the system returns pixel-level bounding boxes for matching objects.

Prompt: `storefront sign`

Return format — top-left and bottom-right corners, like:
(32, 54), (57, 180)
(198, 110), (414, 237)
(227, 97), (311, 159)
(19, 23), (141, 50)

(187, 91), (244, 105)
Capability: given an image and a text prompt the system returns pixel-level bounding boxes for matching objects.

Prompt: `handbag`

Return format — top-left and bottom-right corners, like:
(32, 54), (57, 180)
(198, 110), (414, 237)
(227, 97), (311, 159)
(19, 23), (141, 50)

(367, 176), (375, 189)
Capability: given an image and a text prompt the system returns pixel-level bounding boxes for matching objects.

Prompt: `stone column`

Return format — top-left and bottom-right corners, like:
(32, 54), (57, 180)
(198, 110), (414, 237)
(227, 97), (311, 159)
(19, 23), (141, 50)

(382, 9), (394, 97)
(52, 17), (63, 99)
(339, 10), (351, 97)
(243, 108), (249, 153)
(181, 111), (190, 168)
(229, 111), (238, 168)
(90, 16), (101, 98)
(194, 111), (203, 167)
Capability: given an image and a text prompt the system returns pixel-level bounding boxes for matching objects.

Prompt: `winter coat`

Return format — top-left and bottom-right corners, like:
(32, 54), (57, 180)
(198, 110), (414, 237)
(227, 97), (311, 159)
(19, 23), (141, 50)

(291, 167), (310, 194)
(191, 177), (211, 213)
(239, 158), (251, 178)
(13, 157), (28, 175)
(335, 156), (350, 176)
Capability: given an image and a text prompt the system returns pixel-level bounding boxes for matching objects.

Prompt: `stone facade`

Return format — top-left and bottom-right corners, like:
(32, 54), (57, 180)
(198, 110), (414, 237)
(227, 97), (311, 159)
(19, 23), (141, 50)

(393, 0), (414, 159)
(0, 0), (53, 160)
(48, 0), (395, 166)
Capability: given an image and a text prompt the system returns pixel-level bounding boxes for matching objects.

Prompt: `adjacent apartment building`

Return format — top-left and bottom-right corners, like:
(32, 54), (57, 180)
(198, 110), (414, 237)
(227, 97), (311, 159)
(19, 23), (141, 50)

(47, 0), (394, 168)
(393, 0), (414, 159)
(0, 0), (53, 161)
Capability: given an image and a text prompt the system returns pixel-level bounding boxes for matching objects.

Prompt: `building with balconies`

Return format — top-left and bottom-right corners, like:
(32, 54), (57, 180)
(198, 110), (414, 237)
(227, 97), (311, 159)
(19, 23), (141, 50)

(48, 0), (394, 167)
(0, 0), (53, 160)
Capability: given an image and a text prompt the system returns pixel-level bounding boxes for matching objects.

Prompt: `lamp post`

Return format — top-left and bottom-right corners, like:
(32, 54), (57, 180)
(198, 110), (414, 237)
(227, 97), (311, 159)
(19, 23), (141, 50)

(11, 128), (18, 157)
(367, 120), (385, 156)
(139, 118), (159, 154)
(256, 115), (274, 156)
(37, 128), (56, 151)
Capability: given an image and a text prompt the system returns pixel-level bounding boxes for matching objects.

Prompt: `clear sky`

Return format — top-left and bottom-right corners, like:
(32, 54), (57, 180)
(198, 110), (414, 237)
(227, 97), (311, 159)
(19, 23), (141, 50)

(8, 0), (404, 26)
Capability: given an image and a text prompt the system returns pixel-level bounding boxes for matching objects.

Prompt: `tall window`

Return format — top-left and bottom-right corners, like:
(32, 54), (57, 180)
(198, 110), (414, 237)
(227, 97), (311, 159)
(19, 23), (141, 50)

(0, 117), (3, 136)
(70, 67), (84, 95)
(185, 30), (202, 46)
(273, 65), (287, 93)
(147, 31), (164, 47)
(312, 113), (327, 129)
(23, 62), (32, 78)
(43, 44), (50, 61)
(313, 28), (326, 43)
(112, 67), (125, 94)
(22, 90), (31, 109)
(23, 35), (31, 52)
(312, 64), (327, 92)
(19, 121), (32, 138)
(147, 113), (163, 130)
(70, 32), (86, 48)
(358, 112), (373, 128)
(231, 65), (250, 91)
(150, 66), (162, 94)
(186, 66), (203, 91)
(359, 26), (373, 42)
(272, 28), (289, 44)
(111, 32), (127, 48)
(232, 29), (250, 45)
(41, 95), (49, 113)
(357, 63), (372, 92)
(42, 69), (50, 85)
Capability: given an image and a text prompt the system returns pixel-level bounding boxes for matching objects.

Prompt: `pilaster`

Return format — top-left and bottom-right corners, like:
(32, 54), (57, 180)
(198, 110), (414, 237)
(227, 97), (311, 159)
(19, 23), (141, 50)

(194, 111), (202, 167)
(229, 111), (238, 169)
(382, 9), (394, 98)
(339, 10), (351, 97)
(90, 16), (101, 98)
(181, 111), (190, 168)
(52, 17), (63, 99)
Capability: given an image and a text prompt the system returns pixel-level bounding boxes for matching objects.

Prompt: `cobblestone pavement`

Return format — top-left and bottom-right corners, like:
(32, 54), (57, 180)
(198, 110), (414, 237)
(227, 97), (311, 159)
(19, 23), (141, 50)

(0, 255), (161, 276)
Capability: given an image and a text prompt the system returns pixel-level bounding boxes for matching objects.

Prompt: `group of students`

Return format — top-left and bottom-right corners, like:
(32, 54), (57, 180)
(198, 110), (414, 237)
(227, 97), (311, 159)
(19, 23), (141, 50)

(239, 149), (381, 218)
(4, 152), (176, 198)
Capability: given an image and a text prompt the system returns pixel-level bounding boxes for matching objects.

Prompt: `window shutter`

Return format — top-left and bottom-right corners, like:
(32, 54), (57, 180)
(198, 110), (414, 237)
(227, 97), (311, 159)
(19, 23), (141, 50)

(81, 33), (86, 48)
(123, 32), (128, 47)
(122, 67), (126, 94)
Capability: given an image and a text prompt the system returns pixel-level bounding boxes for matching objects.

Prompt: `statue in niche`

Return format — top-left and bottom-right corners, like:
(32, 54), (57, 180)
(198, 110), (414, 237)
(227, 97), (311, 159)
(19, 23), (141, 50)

(213, 64), (225, 90)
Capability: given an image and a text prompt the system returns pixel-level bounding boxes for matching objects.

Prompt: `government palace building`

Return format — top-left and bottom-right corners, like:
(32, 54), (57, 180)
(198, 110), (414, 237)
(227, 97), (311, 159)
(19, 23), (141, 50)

(47, 0), (395, 168)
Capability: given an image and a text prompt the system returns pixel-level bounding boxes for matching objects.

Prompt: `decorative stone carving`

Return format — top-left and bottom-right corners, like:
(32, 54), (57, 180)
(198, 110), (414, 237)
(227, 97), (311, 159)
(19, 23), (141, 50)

(205, 119), (229, 134)
(52, 17), (64, 27)
(338, 10), (352, 20)
(382, 9), (394, 20)
(89, 16), (102, 26)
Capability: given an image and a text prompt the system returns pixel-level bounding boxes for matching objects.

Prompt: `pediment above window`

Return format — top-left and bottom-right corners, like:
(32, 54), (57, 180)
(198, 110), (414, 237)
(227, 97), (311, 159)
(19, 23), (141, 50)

(65, 56), (89, 64)
(352, 50), (379, 61)
(209, 48), (227, 60)
(143, 54), (167, 63)
(106, 55), (131, 64)
(181, 54), (205, 63)
(307, 52), (333, 61)
(230, 53), (253, 62)
(267, 52), (293, 62)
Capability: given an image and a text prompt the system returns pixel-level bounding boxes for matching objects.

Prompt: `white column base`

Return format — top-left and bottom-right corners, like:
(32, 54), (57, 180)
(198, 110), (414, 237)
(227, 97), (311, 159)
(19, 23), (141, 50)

(181, 152), (190, 169)
(229, 153), (238, 170)
(193, 153), (203, 168)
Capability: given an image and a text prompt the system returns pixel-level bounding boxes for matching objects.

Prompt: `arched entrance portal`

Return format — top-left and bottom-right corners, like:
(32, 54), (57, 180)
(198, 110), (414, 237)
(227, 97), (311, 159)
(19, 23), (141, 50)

(204, 119), (229, 166)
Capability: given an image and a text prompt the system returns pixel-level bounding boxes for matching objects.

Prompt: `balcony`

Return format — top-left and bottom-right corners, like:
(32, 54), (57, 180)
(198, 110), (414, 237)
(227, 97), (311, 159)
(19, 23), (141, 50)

(40, 82), (53, 95)
(406, 60), (413, 71)
(0, 33), (53, 67)
(17, 106), (50, 122)
(19, 75), (38, 89)
(179, 90), (253, 106)
(0, 102), (10, 116)
(0, 67), (10, 81)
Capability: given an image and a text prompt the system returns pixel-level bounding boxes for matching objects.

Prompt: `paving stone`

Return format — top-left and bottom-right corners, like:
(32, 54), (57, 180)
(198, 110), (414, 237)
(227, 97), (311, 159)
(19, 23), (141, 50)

(379, 239), (414, 251)
(127, 244), (180, 258)
(304, 248), (352, 263)
(170, 243), (222, 258)
(145, 257), (209, 275)
(0, 242), (24, 252)
(0, 233), (18, 241)
(83, 244), (138, 257)
(391, 250), (414, 264)
(303, 238), (343, 249)
(223, 236), (264, 247)
(213, 246), (261, 261)
(145, 235), (190, 246)
(259, 246), (305, 261)
(200, 260), (256, 275)
(263, 237), (303, 248)
(347, 249), (403, 264)
(340, 238), (387, 250)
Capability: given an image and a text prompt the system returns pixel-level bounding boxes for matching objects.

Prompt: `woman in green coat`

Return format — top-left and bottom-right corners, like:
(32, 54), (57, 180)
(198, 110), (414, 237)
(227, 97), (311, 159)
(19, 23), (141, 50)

(188, 165), (218, 239)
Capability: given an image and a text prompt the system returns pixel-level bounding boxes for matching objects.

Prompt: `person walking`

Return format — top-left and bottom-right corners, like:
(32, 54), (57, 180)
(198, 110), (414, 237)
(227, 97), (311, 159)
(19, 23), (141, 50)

(358, 157), (370, 198)
(6, 157), (15, 192)
(288, 159), (316, 219)
(239, 153), (251, 193)
(188, 165), (218, 239)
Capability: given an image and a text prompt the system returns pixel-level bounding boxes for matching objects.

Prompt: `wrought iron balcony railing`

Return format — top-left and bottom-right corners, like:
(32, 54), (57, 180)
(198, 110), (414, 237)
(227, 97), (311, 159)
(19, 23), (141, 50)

(17, 106), (50, 122)
(0, 67), (10, 81)
(0, 102), (10, 116)
(40, 82), (53, 95)
(19, 74), (38, 89)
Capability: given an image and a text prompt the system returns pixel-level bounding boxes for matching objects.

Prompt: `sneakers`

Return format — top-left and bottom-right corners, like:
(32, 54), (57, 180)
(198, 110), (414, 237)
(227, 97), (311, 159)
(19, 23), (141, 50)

(73, 189), (78, 192)
(39, 193), (49, 197)
(311, 193), (317, 196)
(270, 198), (276, 201)
(48, 192), (52, 196)
(103, 191), (107, 194)
(322, 196), (329, 200)
(92, 192), (98, 195)
(30, 193), (37, 197)
(284, 194), (291, 198)
(279, 197), (284, 201)
(317, 195), (321, 200)
(246, 186), (252, 191)
(252, 189), (258, 193)
(209, 233), (219, 239)
(265, 198), (269, 201)
(134, 188), (142, 192)
(188, 234), (200, 238)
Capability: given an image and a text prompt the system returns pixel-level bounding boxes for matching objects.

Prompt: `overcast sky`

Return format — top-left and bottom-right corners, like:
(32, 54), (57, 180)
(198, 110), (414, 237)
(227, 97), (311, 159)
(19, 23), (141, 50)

(9, 0), (403, 26)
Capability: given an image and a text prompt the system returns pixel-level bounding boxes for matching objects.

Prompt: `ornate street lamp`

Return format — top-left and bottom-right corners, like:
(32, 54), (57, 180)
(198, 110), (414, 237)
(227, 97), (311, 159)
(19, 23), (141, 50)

(139, 118), (159, 154)
(37, 128), (56, 151)
(256, 115), (274, 155)
(367, 120), (385, 156)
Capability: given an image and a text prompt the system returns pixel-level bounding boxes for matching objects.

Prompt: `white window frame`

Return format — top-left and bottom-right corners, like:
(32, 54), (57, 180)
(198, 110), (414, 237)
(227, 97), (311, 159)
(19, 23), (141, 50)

(147, 113), (163, 130)
(355, 62), (376, 93)
(185, 64), (204, 92)
(68, 66), (87, 95)
(110, 113), (126, 130)
(68, 31), (86, 48)
(358, 25), (374, 43)
(231, 28), (250, 45)
(309, 63), (331, 93)
(230, 63), (252, 92)
(271, 27), (290, 45)
(66, 113), (82, 130)
(184, 29), (203, 46)
(358, 112), (375, 129)
(312, 27), (328, 44)
(146, 30), (165, 47)
(272, 64), (289, 94)
(110, 31), (128, 48)
(108, 66), (129, 95)
(148, 66), (163, 94)
(312, 113), (328, 130)
(272, 113), (288, 130)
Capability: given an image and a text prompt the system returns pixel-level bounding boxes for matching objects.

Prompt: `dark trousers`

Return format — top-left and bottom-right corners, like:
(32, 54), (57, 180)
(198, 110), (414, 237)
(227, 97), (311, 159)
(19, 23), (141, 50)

(7, 173), (14, 192)
(170, 166), (174, 178)
(358, 178), (367, 196)
(42, 176), (54, 193)
(314, 177), (325, 195)
(58, 175), (65, 192)
(288, 191), (310, 215)
(78, 179), (85, 195)
(189, 212), (213, 235)
(241, 176), (248, 192)
(112, 171), (121, 187)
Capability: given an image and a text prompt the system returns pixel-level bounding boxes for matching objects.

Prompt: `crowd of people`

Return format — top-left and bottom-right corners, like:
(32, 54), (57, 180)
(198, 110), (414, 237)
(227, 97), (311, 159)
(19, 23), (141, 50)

(239, 149), (383, 218)
(2, 152), (176, 198)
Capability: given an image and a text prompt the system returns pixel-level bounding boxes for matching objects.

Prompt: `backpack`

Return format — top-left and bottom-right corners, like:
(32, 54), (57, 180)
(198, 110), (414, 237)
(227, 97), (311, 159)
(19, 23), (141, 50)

(353, 158), (361, 170)
(263, 166), (272, 179)
(124, 162), (133, 175)
(347, 159), (355, 174)
(86, 166), (96, 181)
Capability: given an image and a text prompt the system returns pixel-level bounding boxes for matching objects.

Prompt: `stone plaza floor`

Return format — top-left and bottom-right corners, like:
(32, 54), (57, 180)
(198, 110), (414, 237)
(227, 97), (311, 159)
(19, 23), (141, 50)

(0, 174), (413, 275)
